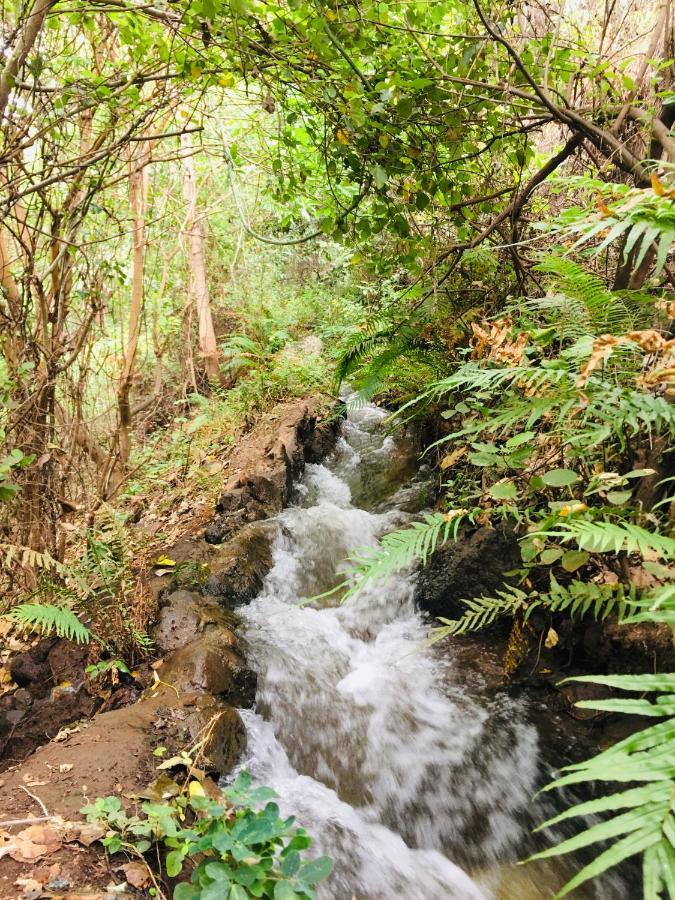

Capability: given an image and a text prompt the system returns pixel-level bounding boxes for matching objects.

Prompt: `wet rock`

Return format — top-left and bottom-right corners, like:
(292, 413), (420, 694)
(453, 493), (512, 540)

(166, 697), (246, 774)
(157, 631), (256, 707)
(205, 401), (341, 544)
(303, 411), (343, 463)
(414, 524), (521, 621)
(554, 678), (615, 721)
(584, 619), (675, 673)
(154, 589), (241, 652)
(205, 523), (275, 606)
(9, 638), (58, 693)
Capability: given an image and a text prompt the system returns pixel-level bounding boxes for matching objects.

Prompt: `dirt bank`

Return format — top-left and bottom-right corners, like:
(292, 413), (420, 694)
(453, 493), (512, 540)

(0, 396), (341, 899)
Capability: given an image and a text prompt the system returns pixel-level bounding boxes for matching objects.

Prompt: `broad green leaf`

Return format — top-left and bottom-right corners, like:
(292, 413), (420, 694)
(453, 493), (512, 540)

(540, 548), (563, 564)
(173, 884), (200, 900)
(274, 882), (300, 900)
(488, 480), (517, 500)
(165, 849), (185, 878)
(541, 469), (579, 487)
(561, 550), (589, 572)
(298, 855), (333, 884)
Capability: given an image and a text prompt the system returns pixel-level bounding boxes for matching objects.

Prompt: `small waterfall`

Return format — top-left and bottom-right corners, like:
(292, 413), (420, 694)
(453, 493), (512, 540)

(233, 399), (625, 899)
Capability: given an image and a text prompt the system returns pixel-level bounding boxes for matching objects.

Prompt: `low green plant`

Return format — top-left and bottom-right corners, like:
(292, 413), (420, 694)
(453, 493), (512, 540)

(3, 511), (152, 660)
(83, 772), (333, 900)
(332, 188), (675, 899)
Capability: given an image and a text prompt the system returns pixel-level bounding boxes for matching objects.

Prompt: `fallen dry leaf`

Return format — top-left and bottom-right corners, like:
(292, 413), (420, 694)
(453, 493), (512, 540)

(6, 824), (61, 862)
(544, 627), (559, 649)
(53, 725), (80, 742)
(61, 820), (105, 847)
(122, 861), (150, 889)
(14, 877), (43, 900)
(440, 446), (467, 470)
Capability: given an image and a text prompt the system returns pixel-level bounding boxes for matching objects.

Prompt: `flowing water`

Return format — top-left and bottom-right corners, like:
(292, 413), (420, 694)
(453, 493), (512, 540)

(234, 400), (629, 899)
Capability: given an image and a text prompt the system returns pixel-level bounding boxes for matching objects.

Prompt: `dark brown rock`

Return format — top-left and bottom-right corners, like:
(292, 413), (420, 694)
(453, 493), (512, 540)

(157, 631), (256, 707)
(154, 589), (241, 652)
(555, 679), (614, 721)
(585, 619), (675, 673)
(9, 637), (58, 693)
(414, 524), (521, 622)
(205, 400), (341, 544)
(180, 699), (246, 774)
(0, 681), (101, 771)
(205, 522), (275, 605)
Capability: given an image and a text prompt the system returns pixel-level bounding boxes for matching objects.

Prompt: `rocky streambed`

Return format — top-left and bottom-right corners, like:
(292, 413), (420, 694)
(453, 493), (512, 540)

(0, 398), (341, 897)
(0, 393), (655, 898)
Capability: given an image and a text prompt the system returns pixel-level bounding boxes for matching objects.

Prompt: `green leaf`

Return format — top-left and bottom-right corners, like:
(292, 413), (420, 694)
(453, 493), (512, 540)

(540, 548), (563, 564)
(535, 784), (672, 830)
(173, 885), (201, 900)
(553, 827), (663, 898)
(373, 165), (388, 189)
(204, 862), (231, 885)
(541, 469), (579, 487)
(563, 673), (675, 693)
(528, 805), (664, 862)
(606, 490), (633, 505)
(280, 850), (301, 877)
(561, 550), (589, 572)
(274, 882), (300, 900)
(488, 480), (518, 500)
(165, 849), (185, 878)
(574, 697), (675, 716)
(298, 856), (333, 884)
(229, 886), (248, 900)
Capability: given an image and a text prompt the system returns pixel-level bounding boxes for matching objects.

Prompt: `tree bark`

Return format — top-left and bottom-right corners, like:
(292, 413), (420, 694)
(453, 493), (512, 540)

(117, 143), (150, 469)
(181, 132), (224, 386)
(0, 0), (56, 124)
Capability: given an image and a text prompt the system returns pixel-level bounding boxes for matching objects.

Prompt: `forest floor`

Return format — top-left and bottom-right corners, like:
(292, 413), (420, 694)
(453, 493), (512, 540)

(0, 392), (338, 899)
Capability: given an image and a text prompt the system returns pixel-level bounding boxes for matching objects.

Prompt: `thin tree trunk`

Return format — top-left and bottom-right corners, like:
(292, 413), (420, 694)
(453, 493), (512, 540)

(181, 132), (224, 386)
(0, 0), (56, 124)
(117, 144), (150, 469)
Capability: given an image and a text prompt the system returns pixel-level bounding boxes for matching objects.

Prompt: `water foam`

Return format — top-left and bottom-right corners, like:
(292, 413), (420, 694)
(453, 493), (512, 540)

(237, 399), (540, 898)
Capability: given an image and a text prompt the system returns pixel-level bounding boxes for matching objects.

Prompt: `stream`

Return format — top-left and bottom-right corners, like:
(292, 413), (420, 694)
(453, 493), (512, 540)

(233, 399), (630, 899)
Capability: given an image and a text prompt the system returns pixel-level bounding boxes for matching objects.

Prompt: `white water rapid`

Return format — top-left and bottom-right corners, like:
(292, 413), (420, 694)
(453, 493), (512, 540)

(233, 400), (628, 900)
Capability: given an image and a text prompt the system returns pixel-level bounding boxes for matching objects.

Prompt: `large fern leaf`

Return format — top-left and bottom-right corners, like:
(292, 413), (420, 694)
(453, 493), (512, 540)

(8, 602), (90, 644)
(530, 672), (675, 898)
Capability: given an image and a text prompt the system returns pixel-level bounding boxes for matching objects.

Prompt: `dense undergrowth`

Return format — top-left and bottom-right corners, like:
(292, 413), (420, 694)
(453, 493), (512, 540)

(0, 0), (674, 896)
(338, 177), (675, 896)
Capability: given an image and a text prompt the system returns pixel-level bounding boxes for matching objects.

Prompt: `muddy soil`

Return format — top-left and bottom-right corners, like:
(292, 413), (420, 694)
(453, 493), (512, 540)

(0, 396), (341, 899)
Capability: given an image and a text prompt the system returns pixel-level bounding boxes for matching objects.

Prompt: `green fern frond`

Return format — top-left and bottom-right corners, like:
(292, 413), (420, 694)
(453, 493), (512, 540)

(530, 668), (675, 899)
(334, 319), (399, 387)
(430, 577), (632, 642)
(430, 586), (531, 640)
(342, 511), (474, 601)
(553, 178), (675, 278)
(536, 519), (675, 559)
(7, 602), (90, 644)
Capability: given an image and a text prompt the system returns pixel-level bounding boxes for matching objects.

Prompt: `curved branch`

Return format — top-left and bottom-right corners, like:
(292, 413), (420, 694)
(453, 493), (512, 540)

(221, 137), (369, 246)
(0, 0), (57, 124)
(628, 106), (675, 163)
